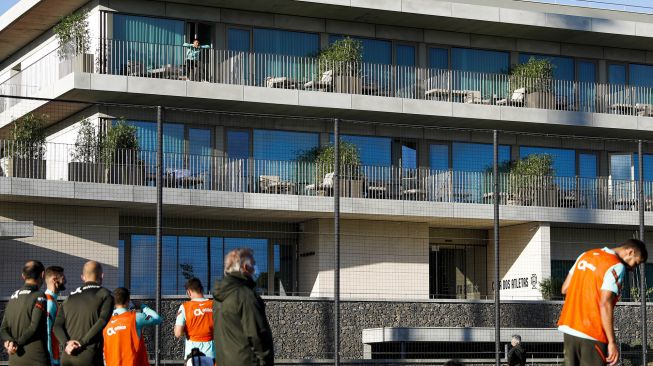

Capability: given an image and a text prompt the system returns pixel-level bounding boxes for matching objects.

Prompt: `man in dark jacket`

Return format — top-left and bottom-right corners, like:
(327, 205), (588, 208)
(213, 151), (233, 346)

(0, 260), (49, 366)
(507, 334), (526, 366)
(213, 248), (274, 366)
(53, 261), (114, 366)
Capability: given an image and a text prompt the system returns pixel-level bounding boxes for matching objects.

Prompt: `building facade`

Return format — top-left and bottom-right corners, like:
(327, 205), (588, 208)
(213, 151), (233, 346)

(1, 0), (653, 361)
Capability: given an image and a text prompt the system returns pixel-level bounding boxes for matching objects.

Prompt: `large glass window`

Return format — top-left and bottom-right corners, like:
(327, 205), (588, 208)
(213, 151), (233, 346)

(629, 64), (653, 88)
(335, 135), (392, 166)
(428, 48), (449, 70)
(452, 142), (511, 172)
(328, 36), (392, 65)
(253, 130), (319, 161)
(577, 61), (597, 112)
(608, 64), (627, 85)
(519, 147), (576, 177)
(227, 28), (251, 52)
(519, 54), (574, 80)
(610, 153), (653, 181)
(430, 244), (486, 299)
(401, 143), (417, 169)
(429, 144), (449, 171)
(122, 120), (185, 175)
(252, 28), (319, 57)
(128, 234), (293, 296)
(579, 153), (598, 178)
(226, 129), (250, 159)
(451, 48), (509, 74)
(113, 15), (185, 72)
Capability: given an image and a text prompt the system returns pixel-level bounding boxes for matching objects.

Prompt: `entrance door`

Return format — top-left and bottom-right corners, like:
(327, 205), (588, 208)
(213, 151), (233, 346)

(430, 246), (466, 299)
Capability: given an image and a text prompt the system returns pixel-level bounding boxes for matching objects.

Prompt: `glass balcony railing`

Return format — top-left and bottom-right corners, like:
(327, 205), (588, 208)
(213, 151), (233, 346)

(2, 38), (653, 117)
(0, 139), (651, 212)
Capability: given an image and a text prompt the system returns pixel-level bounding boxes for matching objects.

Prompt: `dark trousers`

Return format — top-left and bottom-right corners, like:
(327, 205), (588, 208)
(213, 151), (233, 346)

(564, 333), (609, 366)
(186, 59), (199, 81)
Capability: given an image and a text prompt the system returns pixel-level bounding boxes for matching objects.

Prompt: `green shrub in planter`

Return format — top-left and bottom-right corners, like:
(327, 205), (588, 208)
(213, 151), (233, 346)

(0, 114), (47, 178)
(510, 57), (554, 93)
(54, 10), (90, 58)
(317, 37), (363, 77)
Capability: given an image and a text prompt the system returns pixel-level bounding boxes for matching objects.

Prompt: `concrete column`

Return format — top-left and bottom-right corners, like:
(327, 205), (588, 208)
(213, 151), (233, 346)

(488, 223), (551, 300)
(215, 125), (225, 157)
(215, 23), (226, 50)
(510, 51), (520, 67)
(598, 59), (608, 84)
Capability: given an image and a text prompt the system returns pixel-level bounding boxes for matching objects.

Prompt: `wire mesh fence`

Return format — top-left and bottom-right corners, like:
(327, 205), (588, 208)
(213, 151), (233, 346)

(0, 94), (651, 365)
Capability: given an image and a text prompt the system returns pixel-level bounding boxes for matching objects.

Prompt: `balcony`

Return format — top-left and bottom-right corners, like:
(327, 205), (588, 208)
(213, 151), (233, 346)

(2, 39), (653, 131)
(0, 139), (650, 216)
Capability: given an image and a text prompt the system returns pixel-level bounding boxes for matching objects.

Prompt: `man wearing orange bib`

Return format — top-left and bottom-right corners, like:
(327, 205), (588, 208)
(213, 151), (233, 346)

(175, 278), (214, 360)
(558, 239), (648, 366)
(103, 288), (161, 366)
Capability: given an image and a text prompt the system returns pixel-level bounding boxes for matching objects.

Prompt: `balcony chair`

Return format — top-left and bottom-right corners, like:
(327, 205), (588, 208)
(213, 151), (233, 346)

(304, 70), (333, 91)
(496, 88), (525, 106)
(305, 172), (334, 196)
(265, 76), (299, 89)
(636, 103), (653, 117)
(259, 175), (295, 194)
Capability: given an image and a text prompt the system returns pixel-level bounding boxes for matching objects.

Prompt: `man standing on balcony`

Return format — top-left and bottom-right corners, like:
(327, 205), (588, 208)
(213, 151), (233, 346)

(183, 39), (210, 82)
(175, 278), (214, 360)
(558, 239), (648, 366)
(53, 261), (114, 366)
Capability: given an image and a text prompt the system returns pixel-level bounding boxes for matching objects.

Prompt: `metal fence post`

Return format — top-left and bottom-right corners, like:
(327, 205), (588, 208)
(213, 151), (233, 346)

(494, 129), (501, 366)
(639, 140), (647, 366)
(155, 106), (164, 366)
(334, 118), (341, 366)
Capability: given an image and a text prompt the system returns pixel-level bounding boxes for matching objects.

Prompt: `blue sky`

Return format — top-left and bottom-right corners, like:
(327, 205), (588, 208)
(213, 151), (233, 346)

(0, 0), (652, 17)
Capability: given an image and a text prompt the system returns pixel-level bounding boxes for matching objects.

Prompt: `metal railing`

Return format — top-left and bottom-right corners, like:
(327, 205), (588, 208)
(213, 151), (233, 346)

(1, 139), (652, 212)
(3, 39), (653, 118)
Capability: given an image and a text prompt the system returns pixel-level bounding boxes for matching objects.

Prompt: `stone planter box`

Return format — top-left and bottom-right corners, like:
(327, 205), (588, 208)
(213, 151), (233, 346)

(0, 157), (46, 179)
(525, 91), (555, 109)
(334, 75), (362, 94)
(68, 162), (105, 183)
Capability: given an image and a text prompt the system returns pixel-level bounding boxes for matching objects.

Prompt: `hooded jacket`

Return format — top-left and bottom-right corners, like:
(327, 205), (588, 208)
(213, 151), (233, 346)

(213, 272), (274, 366)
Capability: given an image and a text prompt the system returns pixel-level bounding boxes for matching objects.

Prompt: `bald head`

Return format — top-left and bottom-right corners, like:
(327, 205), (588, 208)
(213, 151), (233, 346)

(82, 261), (103, 284)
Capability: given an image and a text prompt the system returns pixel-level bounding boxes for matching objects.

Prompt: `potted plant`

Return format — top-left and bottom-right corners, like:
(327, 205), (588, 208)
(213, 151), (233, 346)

(538, 277), (564, 300)
(507, 154), (555, 206)
(510, 57), (555, 109)
(0, 114), (47, 179)
(54, 10), (93, 75)
(298, 141), (363, 197)
(69, 119), (103, 182)
(317, 37), (363, 94)
(102, 119), (142, 185)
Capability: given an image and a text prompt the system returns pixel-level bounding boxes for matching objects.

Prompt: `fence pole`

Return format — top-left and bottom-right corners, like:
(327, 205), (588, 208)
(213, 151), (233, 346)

(334, 117), (341, 366)
(494, 129), (501, 366)
(639, 139), (647, 366)
(155, 106), (163, 366)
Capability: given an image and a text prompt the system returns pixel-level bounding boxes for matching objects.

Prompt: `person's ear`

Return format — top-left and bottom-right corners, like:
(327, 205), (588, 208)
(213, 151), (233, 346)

(21, 274), (26, 281)
(81, 274), (85, 283)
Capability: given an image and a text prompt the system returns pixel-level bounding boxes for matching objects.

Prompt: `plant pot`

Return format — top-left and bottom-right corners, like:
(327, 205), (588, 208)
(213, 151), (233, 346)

(525, 92), (555, 109)
(59, 53), (94, 78)
(106, 163), (145, 185)
(68, 162), (104, 182)
(340, 178), (364, 198)
(333, 75), (362, 94)
(0, 157), (46, 179)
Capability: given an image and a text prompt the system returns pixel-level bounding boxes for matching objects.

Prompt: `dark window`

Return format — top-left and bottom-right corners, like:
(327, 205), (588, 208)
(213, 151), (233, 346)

(519, 54), (574, 80)
(429, 144), (449, 171)
(253, 130), (319, 161)
(334, 135), (392, 166)
(452, 48), (510, 74)
(519, 147), (576, 177)
(452, 142), (510, 172)
(428, 47), (449, 69)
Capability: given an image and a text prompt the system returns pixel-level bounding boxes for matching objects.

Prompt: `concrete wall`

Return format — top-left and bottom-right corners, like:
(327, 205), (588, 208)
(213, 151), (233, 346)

(550, 226), (653, 263)
(299, 219), (430, 299)
(0, 202), (120, 294)
(488, 223), (551, 300)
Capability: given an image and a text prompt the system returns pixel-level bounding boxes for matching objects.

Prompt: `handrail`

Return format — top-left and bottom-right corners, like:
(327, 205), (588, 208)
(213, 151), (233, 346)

(2, 38), (653, 118)
(1, 139), (651, 212)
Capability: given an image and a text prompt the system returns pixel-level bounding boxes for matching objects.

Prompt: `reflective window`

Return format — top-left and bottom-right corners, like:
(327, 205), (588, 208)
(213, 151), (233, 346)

(227, 129), (250, 159)
(401, 144), (417, 169)
(452, 143), (511, 172)
(629, 64), (653, 88)
(633, 154), (653, 181)
(577, 61), (597, 112)
(253, 28), (319, 57)
(128, 234), (291, 296)
(579, 153), (598, 178)
(396, 45), (416, 66)
(429, 144), (449, 171)
(610, 154), (633, 180)
(334, 135), (392, 166)
(608, 64), (627, 84)
(329, 35), (392, 64)
(519, 147), (576, 177)
(123, 120), (185, 174)
(253, 130), (319, 161)
(428, 48), (449, 69)
(519, 54), (574, 80)
(452, 48), (510, 74)
(227, 28), (251, 52)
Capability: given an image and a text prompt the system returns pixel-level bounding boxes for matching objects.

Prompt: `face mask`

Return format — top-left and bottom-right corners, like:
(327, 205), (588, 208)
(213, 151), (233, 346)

(250, 265), (260, 282)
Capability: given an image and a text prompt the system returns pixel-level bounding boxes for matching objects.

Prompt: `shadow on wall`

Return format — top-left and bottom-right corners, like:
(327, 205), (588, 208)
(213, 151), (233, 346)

(0, 239), (120, 294)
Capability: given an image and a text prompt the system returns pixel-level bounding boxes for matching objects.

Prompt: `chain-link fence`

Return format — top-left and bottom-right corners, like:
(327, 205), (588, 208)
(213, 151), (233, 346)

(0, 94), (650, 365)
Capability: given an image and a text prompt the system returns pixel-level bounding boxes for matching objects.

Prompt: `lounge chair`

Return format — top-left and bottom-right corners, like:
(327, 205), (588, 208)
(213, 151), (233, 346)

(305, 172), (334, 196)
(304, 70), (333, 91)
(496, 88), (525, 106)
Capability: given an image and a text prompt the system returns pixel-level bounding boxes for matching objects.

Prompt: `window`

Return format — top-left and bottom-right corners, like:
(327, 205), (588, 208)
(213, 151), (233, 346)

(452, 143), (511, 172)
(610, 153), (653, 181)
(253, 28), (319, 57)
(401, 143), (417, 169)
(579, 153), (598, 178)
(452, 48), (509, 74)
(519, 147), (576, 177)
(226, 129), (250, 159)
(429, 144), (449, 171)
(335, 135), (392, 166)
(629, 64), (653, 88)
(127, 234), (294, 296)
(227, 28), (251, 52)
(577, 61), (597, 112)
(608, 64), (627, 85)
(113, 15), (185, 72)
(253, 130), (319, 161)
(329, 36), (392, 65)
(519, 54), (574, 80)
(396, 44), (416, 67)
(428, 48), (449, 69)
